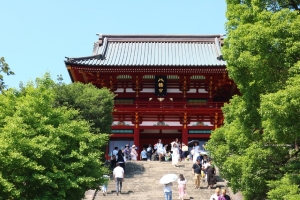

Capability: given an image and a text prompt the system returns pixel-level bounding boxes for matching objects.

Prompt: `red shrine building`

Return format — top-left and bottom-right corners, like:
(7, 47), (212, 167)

(65, 34), (239, 156)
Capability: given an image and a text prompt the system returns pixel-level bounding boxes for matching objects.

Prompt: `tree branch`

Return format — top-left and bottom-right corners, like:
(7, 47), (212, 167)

(289, 0), (300, 11)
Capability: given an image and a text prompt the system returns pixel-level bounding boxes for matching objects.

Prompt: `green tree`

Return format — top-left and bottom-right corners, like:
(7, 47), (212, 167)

(260, 73), (300, 199)
(53, 82), (115, 134)
(206, 1), (300, 199)
(0, 57), (15, 92)
(0, 73), (109, 199)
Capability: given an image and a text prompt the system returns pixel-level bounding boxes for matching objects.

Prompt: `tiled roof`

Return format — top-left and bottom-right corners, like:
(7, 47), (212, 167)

(65, 35), (225, 67)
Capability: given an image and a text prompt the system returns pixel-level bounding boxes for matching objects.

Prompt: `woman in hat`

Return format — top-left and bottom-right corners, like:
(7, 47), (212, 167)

(130, 145), (138, 161)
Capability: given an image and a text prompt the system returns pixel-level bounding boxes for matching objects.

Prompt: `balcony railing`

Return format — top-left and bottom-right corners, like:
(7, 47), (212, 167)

(114, 102), (224, 109)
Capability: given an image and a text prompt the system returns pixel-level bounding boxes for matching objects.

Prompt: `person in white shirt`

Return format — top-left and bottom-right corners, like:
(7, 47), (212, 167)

(190, 146), (195, 161)
(193, 142), (200, 163)
(210, 188), (220, 200)
(172, 143), (179, 167)
(203, 159), (211, 169)
(202, 155), (208, 165)
(113, 163), (124, 195)
(163, 144), (168, 155)
(170, 138), (179, 152)
(155, 139), (164, 162)
(130, 145), (138, 161)
(203, 159), (211, 182)
(163, 182), (173, 200)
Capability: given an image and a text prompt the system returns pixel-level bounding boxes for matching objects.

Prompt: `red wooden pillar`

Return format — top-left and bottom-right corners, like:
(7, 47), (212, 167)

(134, 126), (140, 160)
(182, 128), (188, 146)
(134, 112), (140, 160)
(182, 112), (188, 145)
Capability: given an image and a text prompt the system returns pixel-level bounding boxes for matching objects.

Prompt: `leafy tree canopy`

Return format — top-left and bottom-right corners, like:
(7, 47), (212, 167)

(53, 81), (115, 134)
(260, 73), (300, 199)
(206, 1), (300, 199)
(0, 57), (15, 92)
(0, 73), (110, 199)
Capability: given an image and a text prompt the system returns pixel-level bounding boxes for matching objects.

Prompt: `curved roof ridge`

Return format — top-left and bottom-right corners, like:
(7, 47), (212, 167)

(65, 34), (226, 66)
(65, 54), (100, 63)
(97, 34), (225, 38)
(96, 34), (225, 43)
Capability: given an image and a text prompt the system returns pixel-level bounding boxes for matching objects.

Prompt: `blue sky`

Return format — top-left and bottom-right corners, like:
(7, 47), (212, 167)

(0, 0), (227, 89)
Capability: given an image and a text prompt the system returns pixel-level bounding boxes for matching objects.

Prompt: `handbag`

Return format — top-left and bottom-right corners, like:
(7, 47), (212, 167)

(182, 146), (188, 151)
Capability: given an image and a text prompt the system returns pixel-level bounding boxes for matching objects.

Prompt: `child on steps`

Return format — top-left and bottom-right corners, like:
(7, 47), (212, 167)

(101, 174), (110, 196)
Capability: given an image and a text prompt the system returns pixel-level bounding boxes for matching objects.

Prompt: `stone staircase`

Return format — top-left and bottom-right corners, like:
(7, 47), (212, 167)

(84, 160), (231, 200)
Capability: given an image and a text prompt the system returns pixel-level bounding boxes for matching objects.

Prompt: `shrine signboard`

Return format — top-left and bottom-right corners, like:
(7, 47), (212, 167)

(155, 75), (167, 96)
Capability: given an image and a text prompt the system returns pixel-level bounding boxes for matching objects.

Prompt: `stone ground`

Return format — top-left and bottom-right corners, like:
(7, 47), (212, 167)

(83, 160), (243, 200)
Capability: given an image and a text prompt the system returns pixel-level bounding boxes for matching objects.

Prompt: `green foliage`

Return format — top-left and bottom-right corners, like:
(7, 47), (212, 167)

(260, 74), (300, 199)
(0, 73), (109, 199)
(54, 82), (115, 134)
(260, 74), (300, 143)
(267, 174), (300, 200)
(206, 1), (300, 199)
(0, 57), (15, 92)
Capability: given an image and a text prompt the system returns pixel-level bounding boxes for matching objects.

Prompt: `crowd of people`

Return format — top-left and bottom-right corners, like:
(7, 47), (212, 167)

(102, 138), (231, 200)
(163, 180), (230, 200)
(109, 139), (190, 173)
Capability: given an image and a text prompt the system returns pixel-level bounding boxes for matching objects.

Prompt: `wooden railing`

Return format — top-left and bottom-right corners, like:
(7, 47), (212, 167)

(114, 102), (224, 109)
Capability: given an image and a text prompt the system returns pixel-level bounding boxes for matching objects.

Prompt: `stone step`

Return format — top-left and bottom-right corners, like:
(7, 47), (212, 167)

(88, 161), (231, 200)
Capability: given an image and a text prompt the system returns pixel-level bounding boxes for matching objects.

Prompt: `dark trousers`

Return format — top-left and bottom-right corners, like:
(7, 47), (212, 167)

(115, 177), (123, 193)
(147, 152), (152, 160)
